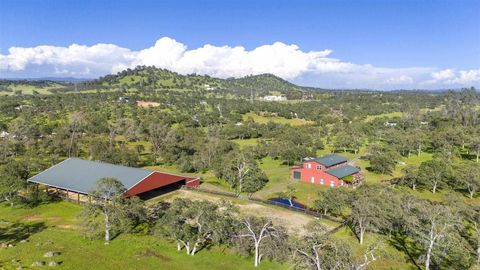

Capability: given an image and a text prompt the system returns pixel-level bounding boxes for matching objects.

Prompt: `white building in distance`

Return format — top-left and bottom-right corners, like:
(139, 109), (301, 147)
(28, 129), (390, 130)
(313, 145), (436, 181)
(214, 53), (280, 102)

(262, 95), (287, 101)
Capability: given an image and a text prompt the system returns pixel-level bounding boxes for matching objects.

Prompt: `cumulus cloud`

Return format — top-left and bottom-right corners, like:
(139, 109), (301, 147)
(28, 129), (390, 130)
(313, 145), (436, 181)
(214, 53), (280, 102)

(425, 68), (480, 86)
(386, 75), (414, 85)
(431, 69), (455, 81)
(122, 37), (337, 79)
(0, 43), (132, 76)
(0, 37), (478, 89)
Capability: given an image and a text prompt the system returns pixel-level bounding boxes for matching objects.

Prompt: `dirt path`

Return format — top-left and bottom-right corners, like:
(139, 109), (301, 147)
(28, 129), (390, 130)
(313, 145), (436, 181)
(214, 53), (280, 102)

(155, 189), (331, 235)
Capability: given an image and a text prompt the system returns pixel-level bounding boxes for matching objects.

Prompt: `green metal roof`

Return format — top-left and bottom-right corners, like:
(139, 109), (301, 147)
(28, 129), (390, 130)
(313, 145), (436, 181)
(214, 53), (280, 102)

(326, 165), (360, 179)
(313, 154), (348, 167)
(27, 158), (154, 194)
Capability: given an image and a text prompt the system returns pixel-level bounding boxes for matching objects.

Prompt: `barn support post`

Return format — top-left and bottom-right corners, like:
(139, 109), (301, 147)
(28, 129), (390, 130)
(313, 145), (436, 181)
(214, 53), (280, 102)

(88, 195), (91, 204)
(77, 193), (80, 204)
(66, 190), (69, 201)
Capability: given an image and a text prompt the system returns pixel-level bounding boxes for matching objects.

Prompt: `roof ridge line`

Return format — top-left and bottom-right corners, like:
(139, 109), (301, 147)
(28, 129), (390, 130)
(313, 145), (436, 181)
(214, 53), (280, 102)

(70, 157), (154, 173)
(27, 158), (71, 181)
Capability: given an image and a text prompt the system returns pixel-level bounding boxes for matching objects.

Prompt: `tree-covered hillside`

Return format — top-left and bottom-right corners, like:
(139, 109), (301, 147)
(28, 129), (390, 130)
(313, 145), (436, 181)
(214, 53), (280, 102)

(0, 66), (305, 97)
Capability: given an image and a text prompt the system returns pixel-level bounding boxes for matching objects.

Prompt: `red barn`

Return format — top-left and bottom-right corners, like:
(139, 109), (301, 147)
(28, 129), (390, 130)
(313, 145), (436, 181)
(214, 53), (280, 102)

(290, 154), (360, 187)
(27, 158), (200, 200)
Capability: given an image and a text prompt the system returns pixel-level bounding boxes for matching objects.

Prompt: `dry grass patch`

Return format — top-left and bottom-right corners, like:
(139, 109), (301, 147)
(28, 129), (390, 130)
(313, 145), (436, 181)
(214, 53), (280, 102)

(155, 190), (326, 235)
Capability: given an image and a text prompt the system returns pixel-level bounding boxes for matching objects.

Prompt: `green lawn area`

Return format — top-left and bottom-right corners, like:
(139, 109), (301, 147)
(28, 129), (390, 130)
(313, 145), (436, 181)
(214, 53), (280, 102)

(255, 157), (327, 207)
(0, 202), (285, 270)
(243, 112), (314, 126)
(118, 75), (143, 85)
(0, 82), (74, 96)
(230, 138), (260, 149)
(363, 111), (403, 122)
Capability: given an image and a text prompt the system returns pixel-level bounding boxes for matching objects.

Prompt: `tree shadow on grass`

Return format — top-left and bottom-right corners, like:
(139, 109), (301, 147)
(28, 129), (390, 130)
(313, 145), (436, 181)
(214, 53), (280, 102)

(0, 221), (47, 245)
(389, 233), (422, 270)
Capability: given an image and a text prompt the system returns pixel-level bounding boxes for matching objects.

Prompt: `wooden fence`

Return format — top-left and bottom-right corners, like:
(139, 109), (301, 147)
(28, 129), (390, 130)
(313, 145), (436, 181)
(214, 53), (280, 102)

(180, 186), (344, 224)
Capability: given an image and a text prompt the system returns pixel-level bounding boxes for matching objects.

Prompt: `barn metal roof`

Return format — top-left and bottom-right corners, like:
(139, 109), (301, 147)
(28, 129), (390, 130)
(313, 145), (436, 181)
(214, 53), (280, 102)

(27, 158), (154, 194)
(326, 165), (360, 179)
(312, 154), (348, 167)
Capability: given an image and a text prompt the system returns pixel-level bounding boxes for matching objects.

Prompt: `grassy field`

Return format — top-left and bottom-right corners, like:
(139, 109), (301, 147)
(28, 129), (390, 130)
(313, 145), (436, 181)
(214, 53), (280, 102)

(0, 84), (65, 96)
(230, 138), (260, 149)
(0, 202), (285, 270)
(363, 111), (403, 122)
(243, 112), (314, 126)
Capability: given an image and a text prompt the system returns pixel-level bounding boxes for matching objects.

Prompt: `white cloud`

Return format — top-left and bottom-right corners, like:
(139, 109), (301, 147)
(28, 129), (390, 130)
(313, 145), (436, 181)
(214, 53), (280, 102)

(386, 75), (414, 85)
(124, 38), (336, 79)
(0, 37), (478, 89)
(0, 43), (132, 76)
(426, 68), (480, 86)
(454, 69), (480, 85)
(431, 69), (455, 80)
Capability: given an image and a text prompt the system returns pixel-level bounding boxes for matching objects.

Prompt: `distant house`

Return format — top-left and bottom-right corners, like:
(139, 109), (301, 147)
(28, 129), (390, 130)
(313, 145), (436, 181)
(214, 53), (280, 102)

(136, 101), (161, 108)
(384, 121), (397, 126)
(118, 96), (130, 103)
(262, 95), (287, 101)
(14, 105), (32, 111)
(290, 154), (362, 187)
(0, 131), (9, 139)
(203, 84), (215, 90)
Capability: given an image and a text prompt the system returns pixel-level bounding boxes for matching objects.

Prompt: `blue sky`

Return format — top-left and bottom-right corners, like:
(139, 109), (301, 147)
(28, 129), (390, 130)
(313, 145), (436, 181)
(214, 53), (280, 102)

(0, 0), (479, 89)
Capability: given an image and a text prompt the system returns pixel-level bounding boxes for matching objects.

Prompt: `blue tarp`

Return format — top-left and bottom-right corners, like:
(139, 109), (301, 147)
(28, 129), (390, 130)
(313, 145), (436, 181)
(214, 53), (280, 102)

(268, 198), (304, 208)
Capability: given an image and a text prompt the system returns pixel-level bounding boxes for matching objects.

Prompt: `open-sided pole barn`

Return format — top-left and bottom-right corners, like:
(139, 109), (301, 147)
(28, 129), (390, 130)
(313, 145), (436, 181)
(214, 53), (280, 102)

(27, 158), (200, 203)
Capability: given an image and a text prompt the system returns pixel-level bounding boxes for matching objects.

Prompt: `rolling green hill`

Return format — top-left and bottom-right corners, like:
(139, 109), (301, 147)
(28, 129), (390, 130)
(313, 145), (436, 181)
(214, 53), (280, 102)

(0, 80), (69, 96)
(0, 66), (307, 98)
(95, 66), (305, 97)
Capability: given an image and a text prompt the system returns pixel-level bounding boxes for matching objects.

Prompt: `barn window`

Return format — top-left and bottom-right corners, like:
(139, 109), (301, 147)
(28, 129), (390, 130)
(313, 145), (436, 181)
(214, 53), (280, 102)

(330, 181), (335, 187)
(320, 178), (324, 185)
(311, 176), (315, 183)
(293, 171), (301, 180)
(316, 164), (322, 170)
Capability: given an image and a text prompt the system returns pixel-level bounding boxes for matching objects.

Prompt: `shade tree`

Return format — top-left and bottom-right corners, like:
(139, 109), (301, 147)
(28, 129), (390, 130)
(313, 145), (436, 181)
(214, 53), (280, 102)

(216, 152), (268, 195)
(313, 188), (351, 217)
(79, 178), (144, 243)
(156, 198), (237, 256)
(292, 221), (352, 270)
(417, 159), (451, 194)
(236, 216), (284, 267)
(349, 186), (394, 245)
(455, 162), (480, 199)
(367, 145), (399, 175)
(0, 159), (30, 207)
(404, 199), (469, 270)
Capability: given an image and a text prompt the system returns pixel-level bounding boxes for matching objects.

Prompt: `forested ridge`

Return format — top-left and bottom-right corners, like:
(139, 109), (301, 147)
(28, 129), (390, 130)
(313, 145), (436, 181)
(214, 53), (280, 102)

(1, 66), (306, 98)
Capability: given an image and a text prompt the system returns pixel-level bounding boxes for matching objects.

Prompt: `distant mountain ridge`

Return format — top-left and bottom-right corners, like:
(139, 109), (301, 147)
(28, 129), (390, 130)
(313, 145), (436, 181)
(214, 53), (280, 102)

(0, 77), (91, 82)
